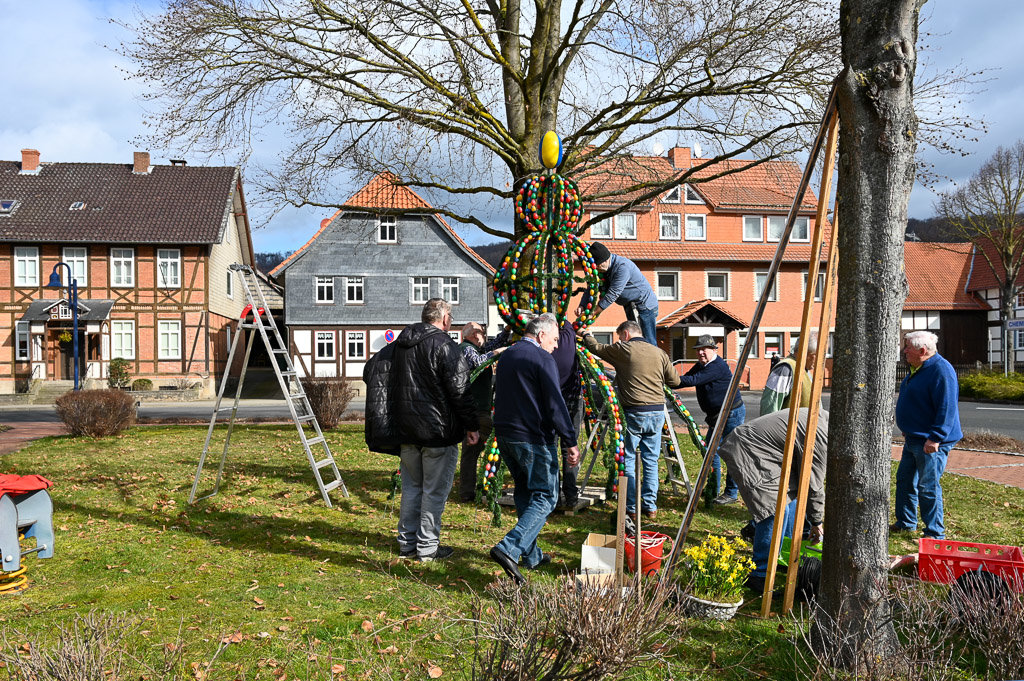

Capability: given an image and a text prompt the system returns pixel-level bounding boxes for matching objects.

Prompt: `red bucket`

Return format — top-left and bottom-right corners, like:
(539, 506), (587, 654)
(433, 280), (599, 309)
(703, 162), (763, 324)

(624, 531), (670, 575)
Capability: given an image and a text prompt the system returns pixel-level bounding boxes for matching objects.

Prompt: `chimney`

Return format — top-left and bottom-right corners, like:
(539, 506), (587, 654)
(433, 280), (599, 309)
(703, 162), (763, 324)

(133, 151), (151, 174)
(667, 146), (691, 169)
(20, 149), (40, 173)
(170, 159), (187, 167)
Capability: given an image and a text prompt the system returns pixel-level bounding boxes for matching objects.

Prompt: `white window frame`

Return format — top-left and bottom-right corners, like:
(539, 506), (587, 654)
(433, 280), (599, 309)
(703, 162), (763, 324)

(1015, 329), (1024, 350)
(614, 213), (637, 240)
(345, 276), (364, 305)
(110, 248), (135, 287)
(441, 277), (459, 304)
(411, 277), (430, 304)
(448, 331), (461, 342)
(738, 330), (758, 358)
(792, 217), (811, 242)
(655, 270), (679, 301)
(378, 216), (397, 243)
(315, 331), (336, 360)
(111, 320), (136, 360)
(15, 321), (29, 361)
(63, 247), (88, 287)
(803, 271), (826, 301)
(684, 214), (706, 241)
(14, 247), (39, 287)
(755, 271), (778, 302)
(226, 271), (234, 299)
(767, 216), (786, 242)
(345, 331), (367, 360)
(158, 320), (182, 360)
(156, 248), (181, 288)
(662, 186), (681, 204)
(593, 332), (613, 345)
(589, 216), (612, 239)
(659, 214), (681, 240)
(315, 276), (334, 304)
(684, 185), (703, 204)
(742, 216), (763, 242)
(706, 271), (729, 301)
(764, 332), (783, 357)
(1016, 291), (1024, 309)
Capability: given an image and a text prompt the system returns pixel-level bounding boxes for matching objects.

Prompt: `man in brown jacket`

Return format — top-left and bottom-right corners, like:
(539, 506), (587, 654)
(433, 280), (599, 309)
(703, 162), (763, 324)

(579, 320), (680, 518)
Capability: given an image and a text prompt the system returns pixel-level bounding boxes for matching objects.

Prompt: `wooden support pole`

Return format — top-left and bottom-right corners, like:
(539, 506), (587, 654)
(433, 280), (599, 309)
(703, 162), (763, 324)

(615, 474), (627, 589)
(761, 111), (841, 617)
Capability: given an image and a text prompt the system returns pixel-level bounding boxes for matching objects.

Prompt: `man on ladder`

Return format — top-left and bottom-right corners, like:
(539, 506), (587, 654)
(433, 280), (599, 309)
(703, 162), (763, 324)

(363, 298), (479, 562)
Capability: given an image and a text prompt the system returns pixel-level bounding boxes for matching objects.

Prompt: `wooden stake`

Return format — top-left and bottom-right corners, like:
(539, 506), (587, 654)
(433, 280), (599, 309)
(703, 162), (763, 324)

(761, 110), (841, 617)
(615, 474), (626, 589)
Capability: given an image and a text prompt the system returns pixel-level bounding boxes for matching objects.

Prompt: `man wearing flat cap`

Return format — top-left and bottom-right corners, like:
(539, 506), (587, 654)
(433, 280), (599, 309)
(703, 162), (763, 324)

(577, 242), (659, 344)
(678, 334), (746, 504)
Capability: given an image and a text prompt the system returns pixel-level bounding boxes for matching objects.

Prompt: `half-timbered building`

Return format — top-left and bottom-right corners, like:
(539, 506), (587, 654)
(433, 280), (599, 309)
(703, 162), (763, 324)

(0, 149), (255, 396)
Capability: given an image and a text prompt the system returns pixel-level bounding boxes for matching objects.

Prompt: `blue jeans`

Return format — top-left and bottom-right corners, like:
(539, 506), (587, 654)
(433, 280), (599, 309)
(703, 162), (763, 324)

(895, 437), (954, 538)
(624, 304), (659, 345)
(711, 404), (746, 498)
(752, 499), (797, 577)
(622, 409), (666, 514)
(495, 438), (560, 568)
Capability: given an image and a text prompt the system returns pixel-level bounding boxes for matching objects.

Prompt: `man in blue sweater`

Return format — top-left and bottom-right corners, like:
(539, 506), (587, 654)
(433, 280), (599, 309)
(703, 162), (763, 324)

(893, 330), (962, 539)
(577, 242), (660, 343)
(678, 335), (746, 504)
(490, 314), (581, 585)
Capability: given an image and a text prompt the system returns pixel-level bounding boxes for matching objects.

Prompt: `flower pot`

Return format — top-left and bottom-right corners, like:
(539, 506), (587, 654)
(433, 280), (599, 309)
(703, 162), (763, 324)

(681, 593), (743, 621)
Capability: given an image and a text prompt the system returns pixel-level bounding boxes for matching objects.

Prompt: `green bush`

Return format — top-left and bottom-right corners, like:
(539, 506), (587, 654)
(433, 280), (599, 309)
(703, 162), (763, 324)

(131, 378), (153, 391)
(108, 358), (132, 389)
(959, 371), (1024, 401)
(54, 389), (136, 437)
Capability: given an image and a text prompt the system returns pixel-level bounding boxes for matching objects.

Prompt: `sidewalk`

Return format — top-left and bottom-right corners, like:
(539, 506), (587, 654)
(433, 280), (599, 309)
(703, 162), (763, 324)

(0, 422), (66, 455)
(891, 444), (1024, 489)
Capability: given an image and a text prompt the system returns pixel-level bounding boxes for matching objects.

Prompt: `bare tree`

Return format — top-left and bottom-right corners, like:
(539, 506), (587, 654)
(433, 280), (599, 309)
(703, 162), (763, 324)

(936, 142), (1024, 374)
(120, 0), (840, 236)
(816, 0), (922, 667)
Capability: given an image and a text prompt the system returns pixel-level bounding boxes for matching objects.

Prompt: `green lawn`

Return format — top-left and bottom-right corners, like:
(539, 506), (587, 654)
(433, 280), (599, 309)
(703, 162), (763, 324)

(0, 423), (1021, 679)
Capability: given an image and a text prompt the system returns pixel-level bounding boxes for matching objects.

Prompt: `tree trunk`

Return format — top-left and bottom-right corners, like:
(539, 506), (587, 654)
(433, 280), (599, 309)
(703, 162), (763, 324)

(814, 0), (921, 666)
(1003, 289), (1015, 375)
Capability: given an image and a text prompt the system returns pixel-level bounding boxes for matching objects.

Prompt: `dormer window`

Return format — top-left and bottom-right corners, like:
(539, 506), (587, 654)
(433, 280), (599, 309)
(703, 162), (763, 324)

(684, 185), (703, 204)
(662, 186), (681, 204)
(378, 216), (397, 243)
(0, 200), (17, 215)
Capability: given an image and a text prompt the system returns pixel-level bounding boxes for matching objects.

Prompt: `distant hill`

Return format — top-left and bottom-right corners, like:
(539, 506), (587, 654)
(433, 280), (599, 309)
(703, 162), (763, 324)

(255, 251), (292, 274)
(906, 217), (967, 243)
(472, 241), (513, 269)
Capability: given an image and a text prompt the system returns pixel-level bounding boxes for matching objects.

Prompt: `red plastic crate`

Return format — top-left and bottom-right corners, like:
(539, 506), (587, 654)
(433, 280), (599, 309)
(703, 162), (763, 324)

(918, 538), (1024, 592)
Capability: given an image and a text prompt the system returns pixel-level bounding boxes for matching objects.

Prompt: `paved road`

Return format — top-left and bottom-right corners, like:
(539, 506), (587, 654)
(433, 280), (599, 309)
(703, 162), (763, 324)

(2, 394), (1023, 443)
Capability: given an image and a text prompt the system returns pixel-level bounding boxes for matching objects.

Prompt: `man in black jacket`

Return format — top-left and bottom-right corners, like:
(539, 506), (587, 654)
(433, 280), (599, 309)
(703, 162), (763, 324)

(363, 298), (479, 562)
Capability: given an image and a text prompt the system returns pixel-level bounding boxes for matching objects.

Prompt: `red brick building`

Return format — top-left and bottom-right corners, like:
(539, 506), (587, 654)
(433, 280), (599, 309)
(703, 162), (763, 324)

(0, 149), (256, 396)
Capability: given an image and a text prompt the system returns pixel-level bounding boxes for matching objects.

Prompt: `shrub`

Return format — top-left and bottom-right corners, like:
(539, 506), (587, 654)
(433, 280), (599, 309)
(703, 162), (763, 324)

(55, 389), (136, 437)
(107, 357), (132, 389)
(131, 378), (153, 391)
(959, 371), (1024, 401)
(300, 377), (355, 430)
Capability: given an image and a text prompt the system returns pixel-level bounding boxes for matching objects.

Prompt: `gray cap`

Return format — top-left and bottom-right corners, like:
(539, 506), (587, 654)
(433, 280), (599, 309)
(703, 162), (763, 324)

(694, 334), (717, 350)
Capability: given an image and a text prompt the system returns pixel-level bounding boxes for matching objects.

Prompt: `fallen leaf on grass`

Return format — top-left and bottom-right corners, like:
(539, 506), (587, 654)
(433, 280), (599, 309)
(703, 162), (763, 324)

(221, 631), (244, 644)
(380, 645), (398, 655)
(426, 662), (444, 678)
(360, 620), (373, 633)
(330, 663), (346, 675)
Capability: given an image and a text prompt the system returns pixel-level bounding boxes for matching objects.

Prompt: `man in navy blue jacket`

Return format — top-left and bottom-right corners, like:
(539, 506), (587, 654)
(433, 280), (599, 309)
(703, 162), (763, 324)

(678, 335), (746, 504)
(577, 242), (659, 343)
(893, 330), (962, 539)
(489, 314), (580, 584)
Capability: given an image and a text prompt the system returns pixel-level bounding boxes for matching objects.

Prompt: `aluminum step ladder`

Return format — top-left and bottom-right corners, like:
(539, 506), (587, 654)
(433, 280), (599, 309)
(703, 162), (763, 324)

(661, 403), (692, 497)
(189, 264), (349, 508)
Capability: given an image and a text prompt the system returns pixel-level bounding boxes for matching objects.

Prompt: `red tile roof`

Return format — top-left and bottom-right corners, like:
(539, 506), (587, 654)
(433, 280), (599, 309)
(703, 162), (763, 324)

(0, 160), (238, 243)
(658, 299), (749, 328)
(270, 173), (493, 277)
(904, 242), (988, 310)
(964, 235), (1024, 292)
(576, 153), (819, 213)
(604, 239), (829, 264)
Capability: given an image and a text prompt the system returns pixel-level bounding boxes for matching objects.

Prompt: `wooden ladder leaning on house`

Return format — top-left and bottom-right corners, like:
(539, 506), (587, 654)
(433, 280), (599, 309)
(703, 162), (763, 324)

(188, 264), (350, 508)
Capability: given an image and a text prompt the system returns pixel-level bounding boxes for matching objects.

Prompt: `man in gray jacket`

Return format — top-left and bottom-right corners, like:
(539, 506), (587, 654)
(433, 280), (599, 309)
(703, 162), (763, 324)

(717, 408), (828, 590)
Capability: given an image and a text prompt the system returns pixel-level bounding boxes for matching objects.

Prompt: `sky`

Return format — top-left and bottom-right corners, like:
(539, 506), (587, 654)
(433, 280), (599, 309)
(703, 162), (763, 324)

(2, 0), (1022, 253)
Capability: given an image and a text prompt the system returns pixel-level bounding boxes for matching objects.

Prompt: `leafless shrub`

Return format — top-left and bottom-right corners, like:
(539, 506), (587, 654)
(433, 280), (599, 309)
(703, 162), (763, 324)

(54, 389), (135, 437)
(300, 377), (356, 430)
(467, 575), (687, 680)
(943, 572), (1024, 680)
(172, 376), (200, 391)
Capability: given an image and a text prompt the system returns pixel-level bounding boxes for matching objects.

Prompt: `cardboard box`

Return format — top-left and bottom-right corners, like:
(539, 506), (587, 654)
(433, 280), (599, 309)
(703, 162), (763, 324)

(580, 533), (618, 575)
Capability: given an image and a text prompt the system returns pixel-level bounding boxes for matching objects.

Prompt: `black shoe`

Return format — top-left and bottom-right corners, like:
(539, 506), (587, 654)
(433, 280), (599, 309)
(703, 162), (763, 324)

(889, 522), (915, 534)
(399, 547), (416, 558)
(419, 545), (453, 563)
(713, 494), (739, 506)
(490, 547), (526, 585)
(525, 553), (552, 570)
(745, 574), (766, 593)
(740, 521), (755, 541)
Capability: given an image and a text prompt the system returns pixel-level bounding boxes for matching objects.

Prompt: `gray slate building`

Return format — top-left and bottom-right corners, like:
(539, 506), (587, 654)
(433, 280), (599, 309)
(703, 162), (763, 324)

(270, 173), (494, 388)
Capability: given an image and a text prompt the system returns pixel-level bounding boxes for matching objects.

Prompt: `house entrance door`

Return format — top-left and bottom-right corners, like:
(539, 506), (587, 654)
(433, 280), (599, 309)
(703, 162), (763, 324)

(56, 331), (86, 381)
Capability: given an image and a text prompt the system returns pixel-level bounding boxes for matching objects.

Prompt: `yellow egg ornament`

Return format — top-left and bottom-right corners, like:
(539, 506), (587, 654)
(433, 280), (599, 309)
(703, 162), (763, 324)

(539, 131), (562, 170)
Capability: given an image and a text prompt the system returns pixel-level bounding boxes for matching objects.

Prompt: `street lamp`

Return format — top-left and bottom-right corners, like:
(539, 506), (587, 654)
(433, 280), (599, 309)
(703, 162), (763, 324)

(46, 263), (79, 391)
